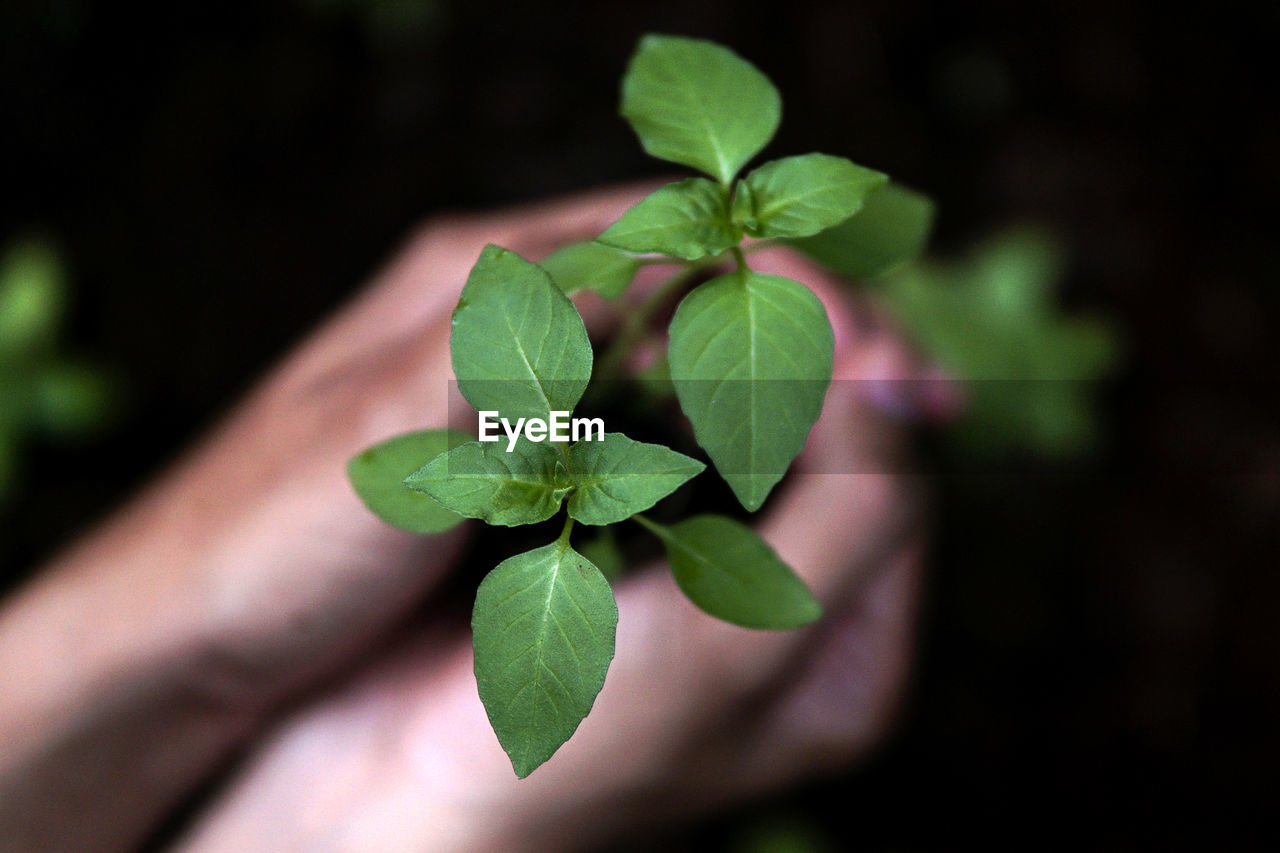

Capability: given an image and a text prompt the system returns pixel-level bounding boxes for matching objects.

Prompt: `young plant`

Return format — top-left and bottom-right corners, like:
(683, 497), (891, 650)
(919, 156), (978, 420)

(348, 34), (923, 778)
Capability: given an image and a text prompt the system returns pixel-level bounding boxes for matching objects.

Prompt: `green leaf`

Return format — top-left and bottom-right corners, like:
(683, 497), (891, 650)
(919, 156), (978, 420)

(620, 34), (781, 185)
(596, 178), (739, 261)
(403, 438), (570, 527)
(0, 238), (66, 357)
(733, 154), (888, 239)
(346, 429), (472, 534)
(451, 245), (593, 422)
(473, 541), (618, 777)
(786, 182), (935, 279)
(541, 241), (640, 300)
(642, 514), (821, 629)
(567, 432), (704, 526)
(577, 528), (626, 581)
(668, 271), (834, 511)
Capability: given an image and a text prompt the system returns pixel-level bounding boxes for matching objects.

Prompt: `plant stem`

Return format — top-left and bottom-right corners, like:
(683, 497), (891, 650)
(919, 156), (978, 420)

(741, 239), (778, 256)
(557, 514), (575, 549)
(730, 245), (752, 286)
(594, 263), (701, 383)
(630, 513), (665, 538)
(593, 242), (765, 384)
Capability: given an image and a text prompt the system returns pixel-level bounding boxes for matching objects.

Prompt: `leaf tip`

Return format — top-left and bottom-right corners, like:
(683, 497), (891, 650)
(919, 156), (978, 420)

(794, 594), (823, 626)
(735, 488), (768, 513)
(636, 31), (667, 49)
(510, 756), (540, 779)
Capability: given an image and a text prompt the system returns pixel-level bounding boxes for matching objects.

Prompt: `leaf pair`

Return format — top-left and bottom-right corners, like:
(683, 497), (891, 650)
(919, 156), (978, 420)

(391, 246), (703, 781)
(404, 432), (704, 527)
(348, 244), (609, 531)
(601, 35), (887, 261)
(598, 155), (887, 262)
(598, 36), (883, 511)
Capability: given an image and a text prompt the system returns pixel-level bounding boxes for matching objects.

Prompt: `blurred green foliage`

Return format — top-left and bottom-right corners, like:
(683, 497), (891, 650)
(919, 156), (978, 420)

(879, 227), (1120, 456)
(0, 237), (116, 502)
(794, 185), (1120, 457)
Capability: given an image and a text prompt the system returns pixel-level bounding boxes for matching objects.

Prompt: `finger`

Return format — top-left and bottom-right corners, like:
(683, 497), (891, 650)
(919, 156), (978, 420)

(266, 181), (666, 441)
(735, 544), (925, 788)
(319, 180), (665, 349)
(763, 344), (929, 604)
(595, 545), (926, 812)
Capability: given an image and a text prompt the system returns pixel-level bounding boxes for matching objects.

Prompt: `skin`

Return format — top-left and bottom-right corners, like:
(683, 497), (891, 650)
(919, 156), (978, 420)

(0, 184), (954, 852)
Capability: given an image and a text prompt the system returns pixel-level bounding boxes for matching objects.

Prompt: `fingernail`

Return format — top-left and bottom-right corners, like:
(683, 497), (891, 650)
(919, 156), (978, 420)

(856, 366), (965, 422)
(859, 378), (920, 421)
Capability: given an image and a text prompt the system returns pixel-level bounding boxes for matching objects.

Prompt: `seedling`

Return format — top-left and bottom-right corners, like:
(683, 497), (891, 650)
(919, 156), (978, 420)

(348, 34), (927, 777)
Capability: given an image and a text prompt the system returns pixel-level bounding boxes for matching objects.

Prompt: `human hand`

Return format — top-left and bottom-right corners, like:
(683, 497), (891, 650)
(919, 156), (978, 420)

(0, 184), (953, 852)
(172, 243), (951, 851)
(0, 184), (653, 851)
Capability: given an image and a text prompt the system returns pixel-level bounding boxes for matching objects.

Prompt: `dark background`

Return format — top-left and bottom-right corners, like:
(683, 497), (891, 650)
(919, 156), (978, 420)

(3, 0), (1277, 848)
